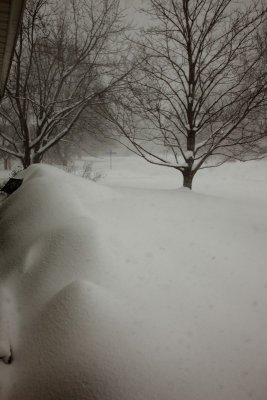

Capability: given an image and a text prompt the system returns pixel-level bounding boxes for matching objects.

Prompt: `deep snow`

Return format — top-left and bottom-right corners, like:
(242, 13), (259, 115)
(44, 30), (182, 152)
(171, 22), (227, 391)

(0, 157), (267, 400)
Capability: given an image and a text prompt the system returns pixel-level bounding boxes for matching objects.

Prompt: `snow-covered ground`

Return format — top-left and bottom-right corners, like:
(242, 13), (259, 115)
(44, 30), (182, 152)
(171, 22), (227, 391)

(0, 156), (267, 400)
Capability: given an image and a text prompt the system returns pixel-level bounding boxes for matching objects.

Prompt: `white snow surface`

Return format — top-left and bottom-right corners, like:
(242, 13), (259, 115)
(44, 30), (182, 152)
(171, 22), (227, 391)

(183, 150), (194, 159)
(0, 158), (267, 400)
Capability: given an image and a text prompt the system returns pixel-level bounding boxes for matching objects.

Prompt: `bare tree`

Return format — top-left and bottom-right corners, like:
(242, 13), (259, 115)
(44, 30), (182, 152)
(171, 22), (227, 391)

(0, 0), (130, 168)
(104, 0), (267, 189)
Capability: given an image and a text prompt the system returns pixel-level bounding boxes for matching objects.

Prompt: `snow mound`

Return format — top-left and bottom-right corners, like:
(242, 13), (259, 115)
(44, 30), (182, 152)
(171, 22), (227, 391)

(0, 161), (267, 400)
(17, 163), (66, 181)
(0, 164), (166, 400)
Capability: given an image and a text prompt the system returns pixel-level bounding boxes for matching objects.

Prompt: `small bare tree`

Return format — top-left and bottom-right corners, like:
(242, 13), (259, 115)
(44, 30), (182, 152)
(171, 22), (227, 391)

(104, 0), (267, 189)
(0, 0), (130, 168)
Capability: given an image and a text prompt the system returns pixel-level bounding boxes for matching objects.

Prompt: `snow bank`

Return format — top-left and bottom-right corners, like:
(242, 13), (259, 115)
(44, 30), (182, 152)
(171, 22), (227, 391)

(0, 161), (267, 400)
(0, 164), (167, 400)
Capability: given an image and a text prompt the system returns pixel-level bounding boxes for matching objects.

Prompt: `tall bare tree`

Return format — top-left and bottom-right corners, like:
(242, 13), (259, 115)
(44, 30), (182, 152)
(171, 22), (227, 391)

(0, 0), (130, 168)
(104, 0), (267, 189)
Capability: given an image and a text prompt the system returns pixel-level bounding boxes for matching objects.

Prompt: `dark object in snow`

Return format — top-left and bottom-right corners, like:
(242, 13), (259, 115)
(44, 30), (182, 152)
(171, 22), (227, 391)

(0, 178), (23, 195)
(0, 347), (13, 364)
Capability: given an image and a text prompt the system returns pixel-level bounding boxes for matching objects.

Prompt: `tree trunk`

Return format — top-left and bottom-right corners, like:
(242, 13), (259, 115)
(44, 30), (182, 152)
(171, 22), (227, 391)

(4, 158), (11, 170)
(22, 150), (31, 169)
(182, 170), (194, 189)
(22, 149), (42, 169)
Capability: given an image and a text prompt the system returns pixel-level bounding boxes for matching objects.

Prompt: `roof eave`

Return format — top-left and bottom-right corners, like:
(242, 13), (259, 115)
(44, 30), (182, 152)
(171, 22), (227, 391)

(0, 0), (26, 98)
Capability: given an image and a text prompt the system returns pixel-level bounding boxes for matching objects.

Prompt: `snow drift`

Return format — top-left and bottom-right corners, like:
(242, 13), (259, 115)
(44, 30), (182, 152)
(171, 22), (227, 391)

(0, 165), (167, 400)
(0, 161), (267, 400)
